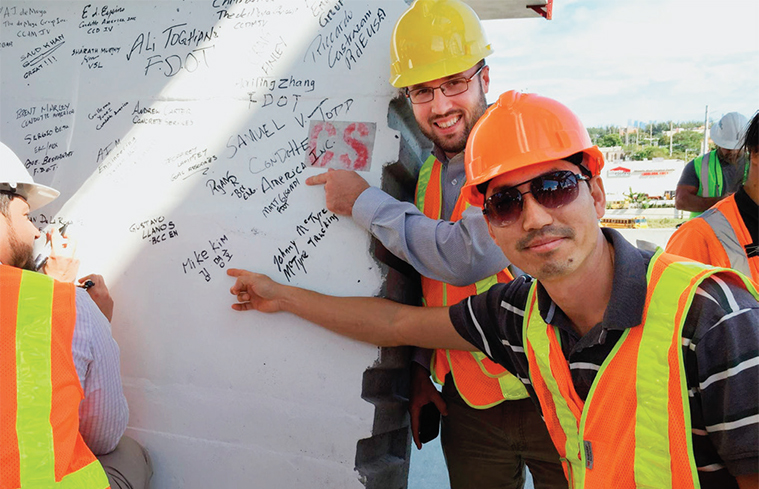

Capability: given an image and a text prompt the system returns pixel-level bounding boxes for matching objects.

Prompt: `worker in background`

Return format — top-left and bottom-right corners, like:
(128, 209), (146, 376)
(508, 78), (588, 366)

(667, 111), (758, 282)
(0, 142), (152, 489)
(229, 91), (759, 488)
(675, 112), (749, 217)
(305, 1), (564, 487)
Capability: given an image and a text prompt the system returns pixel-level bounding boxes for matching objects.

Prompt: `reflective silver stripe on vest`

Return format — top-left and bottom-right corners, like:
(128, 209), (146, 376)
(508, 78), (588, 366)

(699, 151), (712, 197)
(700, 207), (751, 276)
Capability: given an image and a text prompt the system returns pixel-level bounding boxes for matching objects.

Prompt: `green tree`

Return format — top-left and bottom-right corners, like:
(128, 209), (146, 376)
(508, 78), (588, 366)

(651, 121), (670, 137)
(597, 133), (622, 147)
(587, 125), (621, 145)
(677, 121), (704, 130)
(655, 129), (706, 160)
(630, 146), (668, 160)
(669, 130), (703, 154)
(588, 120), (705, 158)
(588, 127), (605, 142)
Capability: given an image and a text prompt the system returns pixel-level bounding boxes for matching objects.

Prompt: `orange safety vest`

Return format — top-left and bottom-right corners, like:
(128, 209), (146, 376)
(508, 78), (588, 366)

(523, 251), (759, 488)
(415, 154), (528, 408)
(0, 265), (110, 489)
(667, 193), (759, 283)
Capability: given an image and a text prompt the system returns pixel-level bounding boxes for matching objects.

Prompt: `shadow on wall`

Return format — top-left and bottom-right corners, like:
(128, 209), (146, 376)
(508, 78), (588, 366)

(354, 94), (431, 488)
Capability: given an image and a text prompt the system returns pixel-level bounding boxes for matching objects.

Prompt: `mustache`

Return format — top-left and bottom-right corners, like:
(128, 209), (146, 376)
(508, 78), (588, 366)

(516, 226), (575, 251)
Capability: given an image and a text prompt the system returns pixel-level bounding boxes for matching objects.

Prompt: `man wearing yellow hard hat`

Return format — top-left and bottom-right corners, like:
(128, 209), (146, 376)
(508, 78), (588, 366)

(306, 1), (563, 487)
(229, 91), (759, 488)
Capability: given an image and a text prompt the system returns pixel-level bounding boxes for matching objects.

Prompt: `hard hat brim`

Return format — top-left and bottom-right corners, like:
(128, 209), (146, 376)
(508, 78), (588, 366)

(710, 134), (743, 150)
(9, 182), (60, 211)
(0, 142), (60, 211)
(390, 50), (493, 88)
(461, 91), (606, 207)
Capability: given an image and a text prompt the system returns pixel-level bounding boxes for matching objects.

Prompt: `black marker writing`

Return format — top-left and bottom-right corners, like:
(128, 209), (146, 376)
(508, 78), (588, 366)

(182, 234), (233, 283)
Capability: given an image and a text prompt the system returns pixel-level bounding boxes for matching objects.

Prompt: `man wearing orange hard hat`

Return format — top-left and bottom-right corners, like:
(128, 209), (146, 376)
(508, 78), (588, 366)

(229, 90), (759, 488)
(305, 1), (563, 487)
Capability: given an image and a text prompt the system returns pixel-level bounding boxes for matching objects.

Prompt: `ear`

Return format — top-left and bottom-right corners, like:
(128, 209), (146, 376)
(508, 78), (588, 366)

(589, 176), (606, 219)
(480, 65), (490, 94)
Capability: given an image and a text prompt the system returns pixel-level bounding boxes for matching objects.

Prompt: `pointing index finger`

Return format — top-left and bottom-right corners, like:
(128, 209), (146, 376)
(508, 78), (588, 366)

(305, 172), (329, 186)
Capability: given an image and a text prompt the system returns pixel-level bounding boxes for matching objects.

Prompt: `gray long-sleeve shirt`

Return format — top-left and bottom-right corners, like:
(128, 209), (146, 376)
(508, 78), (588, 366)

(351, 150), (508, 287)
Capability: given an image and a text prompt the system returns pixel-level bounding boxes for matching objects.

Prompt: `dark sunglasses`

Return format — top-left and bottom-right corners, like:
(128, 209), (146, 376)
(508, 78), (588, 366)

(482, 170), (590, 227)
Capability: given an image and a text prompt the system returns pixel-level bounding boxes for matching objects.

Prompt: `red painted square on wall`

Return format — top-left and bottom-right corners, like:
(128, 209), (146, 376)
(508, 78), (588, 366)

(305, 120), (376, 171)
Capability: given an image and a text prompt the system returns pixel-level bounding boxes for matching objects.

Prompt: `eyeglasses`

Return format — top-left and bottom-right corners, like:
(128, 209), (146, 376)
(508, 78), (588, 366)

(405, 64), (485, 104)
(482, 171), (590, 227)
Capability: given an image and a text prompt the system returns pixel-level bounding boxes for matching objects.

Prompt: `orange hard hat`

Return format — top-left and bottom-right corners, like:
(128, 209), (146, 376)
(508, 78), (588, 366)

(462, 90), (604, 206)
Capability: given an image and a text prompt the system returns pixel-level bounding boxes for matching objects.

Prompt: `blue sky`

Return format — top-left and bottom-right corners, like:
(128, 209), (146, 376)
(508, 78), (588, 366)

(482, 0), (759, 128)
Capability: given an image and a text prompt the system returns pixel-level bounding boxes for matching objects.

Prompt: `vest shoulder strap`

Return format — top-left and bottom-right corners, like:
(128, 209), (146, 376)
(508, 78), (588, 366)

(415, 154), (439, 216)
(700, 207), (751, 277)
(694, 152), (706, 196)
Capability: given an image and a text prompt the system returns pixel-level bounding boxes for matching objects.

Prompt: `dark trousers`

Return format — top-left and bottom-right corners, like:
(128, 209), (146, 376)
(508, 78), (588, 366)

(441, 377), (567, 489)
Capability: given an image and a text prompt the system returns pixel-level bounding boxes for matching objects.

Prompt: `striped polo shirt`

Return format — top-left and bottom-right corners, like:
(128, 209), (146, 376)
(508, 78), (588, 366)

(450, 228), (759, 488)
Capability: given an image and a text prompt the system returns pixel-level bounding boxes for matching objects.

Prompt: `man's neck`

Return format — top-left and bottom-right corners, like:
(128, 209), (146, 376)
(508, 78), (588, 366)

(444, 150), (459, 161)
(541, 233), (615, 337)
(431, 144), (465, 165)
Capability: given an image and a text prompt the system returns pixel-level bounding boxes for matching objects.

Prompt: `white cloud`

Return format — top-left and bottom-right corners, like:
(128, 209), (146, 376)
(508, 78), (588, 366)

(483, 0), (759, 126)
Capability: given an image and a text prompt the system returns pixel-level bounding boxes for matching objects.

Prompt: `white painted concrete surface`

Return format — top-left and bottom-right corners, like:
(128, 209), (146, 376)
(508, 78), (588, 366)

(1, 1), (409, 486)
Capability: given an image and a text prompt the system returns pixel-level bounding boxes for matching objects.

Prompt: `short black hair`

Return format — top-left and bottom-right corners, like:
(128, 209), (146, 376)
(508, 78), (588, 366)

(744, 111), (759, 155)
(476, 180), (489, 198)
(476, 152), (590, 197)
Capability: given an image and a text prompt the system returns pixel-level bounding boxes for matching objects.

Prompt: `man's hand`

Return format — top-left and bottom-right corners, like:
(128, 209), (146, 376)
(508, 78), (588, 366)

(80, 274), (114, 322)
(42, 228), (79, 282)
(409, 362), (447, 450)
(228, 268), (286, 313)
(306, 169), (369, 215)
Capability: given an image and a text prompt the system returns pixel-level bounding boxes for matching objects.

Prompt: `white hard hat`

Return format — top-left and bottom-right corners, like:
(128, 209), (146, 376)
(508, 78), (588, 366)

(0, 142), (59, 211)
(710, 112), (748, 150)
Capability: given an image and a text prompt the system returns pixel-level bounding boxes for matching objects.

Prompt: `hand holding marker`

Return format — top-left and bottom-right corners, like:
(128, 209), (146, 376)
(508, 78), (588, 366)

(35, 222), (81, 284)
(32, 222), (112, 318)
(34, 222), (69, 271)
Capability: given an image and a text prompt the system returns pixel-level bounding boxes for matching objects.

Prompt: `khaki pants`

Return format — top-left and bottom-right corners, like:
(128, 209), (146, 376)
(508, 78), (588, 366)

(441, 377), (567, 489)
(97, 436), (153, 489)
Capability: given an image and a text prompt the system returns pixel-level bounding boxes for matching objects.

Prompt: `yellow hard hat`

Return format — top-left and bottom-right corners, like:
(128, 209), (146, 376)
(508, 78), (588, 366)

(389, 0), (493, 88)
